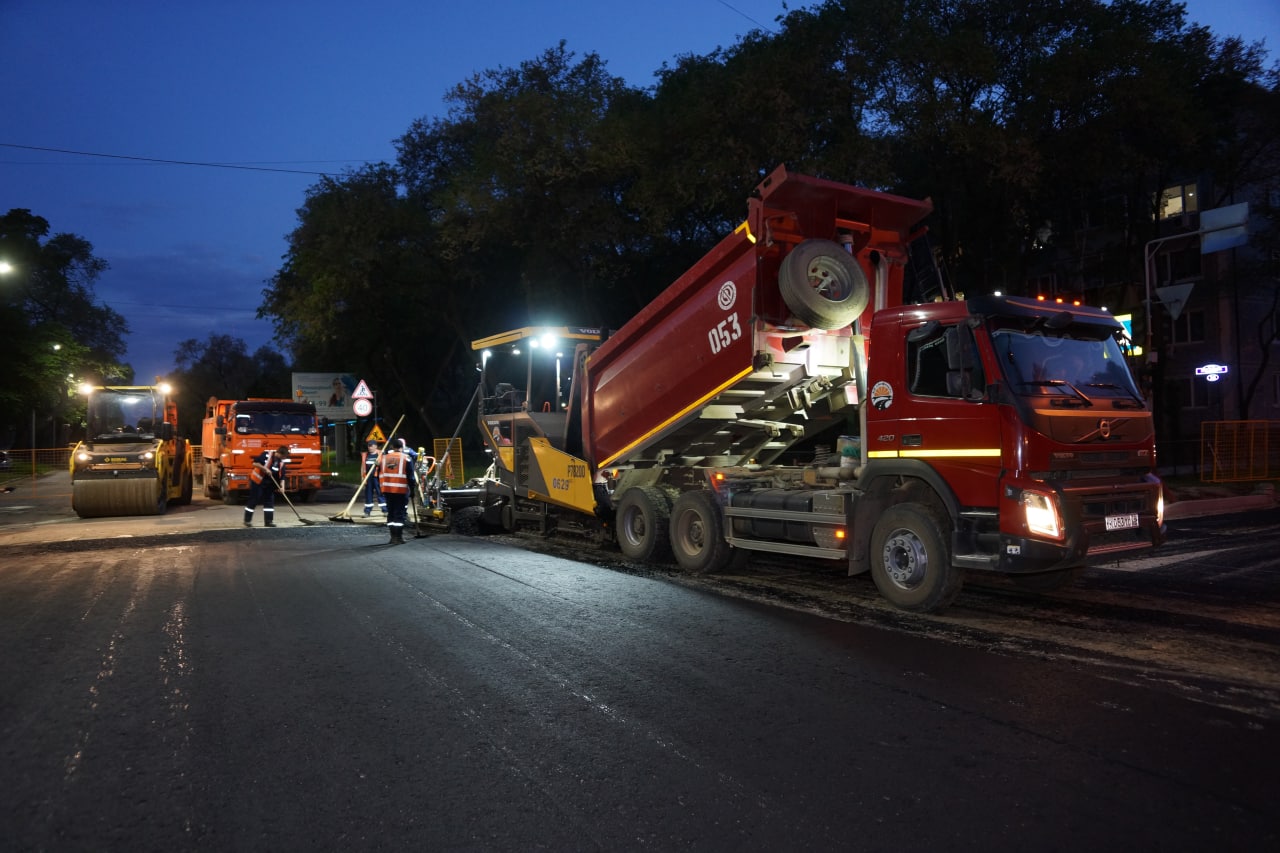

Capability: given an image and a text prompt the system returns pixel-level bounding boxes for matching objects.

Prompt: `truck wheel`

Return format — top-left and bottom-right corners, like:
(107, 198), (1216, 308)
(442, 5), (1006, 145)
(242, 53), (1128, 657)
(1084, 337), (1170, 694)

(221, 473), (238, 506)
(615, 486), (671, 562)
(671, 491), (731, 574)
(869, 504), (964, 612)
(778, 238), (869, 330)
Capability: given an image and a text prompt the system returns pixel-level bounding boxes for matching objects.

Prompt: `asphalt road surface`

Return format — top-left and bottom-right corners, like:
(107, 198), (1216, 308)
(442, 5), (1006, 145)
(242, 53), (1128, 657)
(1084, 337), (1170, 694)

(1, 476), (1277, 850)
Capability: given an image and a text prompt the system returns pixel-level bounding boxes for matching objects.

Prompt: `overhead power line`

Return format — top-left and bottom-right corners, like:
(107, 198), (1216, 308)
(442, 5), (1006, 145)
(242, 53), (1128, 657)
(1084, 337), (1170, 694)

(0, 142), (364, 176)
(715, 0), (777, 33)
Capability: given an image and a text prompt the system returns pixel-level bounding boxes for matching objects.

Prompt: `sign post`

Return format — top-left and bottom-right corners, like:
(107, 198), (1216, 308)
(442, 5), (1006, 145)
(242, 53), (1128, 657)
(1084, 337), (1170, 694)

(351, 379), (376, 440)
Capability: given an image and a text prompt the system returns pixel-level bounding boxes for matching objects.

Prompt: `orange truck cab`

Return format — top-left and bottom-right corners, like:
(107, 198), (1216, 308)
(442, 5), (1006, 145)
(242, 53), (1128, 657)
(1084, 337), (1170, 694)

(202, 398), (325, 504)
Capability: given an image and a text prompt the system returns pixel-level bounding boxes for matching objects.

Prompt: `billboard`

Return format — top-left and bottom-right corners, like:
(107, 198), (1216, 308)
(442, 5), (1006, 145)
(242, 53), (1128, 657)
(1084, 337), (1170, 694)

(292, 372), (358, 421)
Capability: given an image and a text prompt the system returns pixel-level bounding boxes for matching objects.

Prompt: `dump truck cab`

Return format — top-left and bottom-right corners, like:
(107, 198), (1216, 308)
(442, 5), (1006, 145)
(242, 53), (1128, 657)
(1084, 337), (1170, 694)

(854, 296), (1163, 587)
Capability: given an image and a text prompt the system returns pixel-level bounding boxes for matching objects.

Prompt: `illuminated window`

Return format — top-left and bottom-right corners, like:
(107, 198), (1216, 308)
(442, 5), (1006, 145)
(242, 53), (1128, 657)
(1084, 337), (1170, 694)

(1157, 183), (1199, 219)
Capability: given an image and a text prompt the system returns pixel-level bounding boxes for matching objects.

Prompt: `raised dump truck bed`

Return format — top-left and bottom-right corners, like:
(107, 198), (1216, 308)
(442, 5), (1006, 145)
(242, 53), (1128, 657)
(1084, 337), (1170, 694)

(581, 165), (932, 470)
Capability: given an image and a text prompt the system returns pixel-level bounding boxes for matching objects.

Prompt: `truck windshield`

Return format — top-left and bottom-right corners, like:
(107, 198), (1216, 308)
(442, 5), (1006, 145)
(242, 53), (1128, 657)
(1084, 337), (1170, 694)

(991, 328), (1143, 403)
(88, 389), (163, 441)
(233, 412), (317, 435)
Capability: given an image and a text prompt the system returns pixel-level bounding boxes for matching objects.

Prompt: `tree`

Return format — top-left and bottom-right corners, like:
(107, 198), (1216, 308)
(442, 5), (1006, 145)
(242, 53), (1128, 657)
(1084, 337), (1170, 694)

(0, 209), (128, 448)
(169, 334), (291, 440)
(257, 0), (1278, 443)
(260, 163), (457, 437)
(397, 42), (642, 327)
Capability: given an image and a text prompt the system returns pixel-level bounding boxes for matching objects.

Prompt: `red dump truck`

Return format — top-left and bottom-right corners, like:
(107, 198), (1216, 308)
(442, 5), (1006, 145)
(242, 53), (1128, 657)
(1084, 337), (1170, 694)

(447, 166), (1165, 612)
(201, 398), (325, 503)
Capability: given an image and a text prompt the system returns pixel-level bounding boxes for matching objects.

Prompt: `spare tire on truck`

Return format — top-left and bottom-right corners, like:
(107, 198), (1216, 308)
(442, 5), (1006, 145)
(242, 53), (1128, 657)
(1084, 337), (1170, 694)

(778, 238), (870, 330)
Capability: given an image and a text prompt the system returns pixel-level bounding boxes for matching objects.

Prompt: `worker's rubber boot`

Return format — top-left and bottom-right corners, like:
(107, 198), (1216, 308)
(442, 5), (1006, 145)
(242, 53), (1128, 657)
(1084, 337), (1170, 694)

(264, 510), (275, 528)
(243, 509), (252, 528)
(390, 527), (404, 545)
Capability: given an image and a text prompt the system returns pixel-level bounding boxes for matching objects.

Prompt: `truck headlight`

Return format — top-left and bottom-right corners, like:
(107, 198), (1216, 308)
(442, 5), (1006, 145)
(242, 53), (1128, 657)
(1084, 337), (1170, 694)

(1022, 490), (1062, 539)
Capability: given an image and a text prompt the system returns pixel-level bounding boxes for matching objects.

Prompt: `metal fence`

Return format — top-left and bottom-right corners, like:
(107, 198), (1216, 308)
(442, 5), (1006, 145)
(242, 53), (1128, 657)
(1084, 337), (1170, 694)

(2, 447), (73, 476)
(1199, 420), (1280, 483)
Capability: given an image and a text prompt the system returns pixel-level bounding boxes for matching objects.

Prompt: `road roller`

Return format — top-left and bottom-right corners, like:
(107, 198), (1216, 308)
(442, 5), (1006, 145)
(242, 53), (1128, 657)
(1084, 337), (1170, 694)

(70, 382), (195, 518)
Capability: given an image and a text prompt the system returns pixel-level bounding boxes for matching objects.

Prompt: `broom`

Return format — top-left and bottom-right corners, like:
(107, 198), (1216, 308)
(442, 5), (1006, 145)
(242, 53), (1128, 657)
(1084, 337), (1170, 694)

(331, 414), (406, 522)
(264, 458), (319, 525)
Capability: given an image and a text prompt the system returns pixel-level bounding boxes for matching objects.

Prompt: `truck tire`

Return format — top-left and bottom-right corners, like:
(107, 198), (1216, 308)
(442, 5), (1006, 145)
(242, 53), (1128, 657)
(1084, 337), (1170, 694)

(671, 490), (732, 574)
(778, 238), (869, 330)
(221, 473), (238, 506)
(615, 486), (672, 562)
(869, 503), (964, 612)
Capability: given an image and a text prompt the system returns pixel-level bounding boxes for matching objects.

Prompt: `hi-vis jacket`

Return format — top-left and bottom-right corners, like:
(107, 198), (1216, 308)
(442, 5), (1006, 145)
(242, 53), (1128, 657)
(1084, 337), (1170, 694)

(250, 450), (287, 487)
(379, 451), (410, 494)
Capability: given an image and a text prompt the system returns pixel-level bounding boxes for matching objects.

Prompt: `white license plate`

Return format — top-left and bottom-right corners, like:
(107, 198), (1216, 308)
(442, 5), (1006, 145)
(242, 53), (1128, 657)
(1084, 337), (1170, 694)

(1105, 513), (1140, 531)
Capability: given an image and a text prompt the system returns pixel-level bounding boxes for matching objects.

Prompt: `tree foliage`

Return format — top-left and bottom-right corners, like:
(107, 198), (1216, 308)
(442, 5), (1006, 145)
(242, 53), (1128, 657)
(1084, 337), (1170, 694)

(261, 0), (1279, 435)
(0, 209), (129, 447)
(167, 334), (292, 440)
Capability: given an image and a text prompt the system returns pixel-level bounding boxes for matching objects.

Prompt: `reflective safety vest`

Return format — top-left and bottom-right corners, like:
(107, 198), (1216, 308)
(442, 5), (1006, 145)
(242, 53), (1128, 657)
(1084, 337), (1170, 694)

(379, 451), (409, 494)
(250, 451), (286, 486)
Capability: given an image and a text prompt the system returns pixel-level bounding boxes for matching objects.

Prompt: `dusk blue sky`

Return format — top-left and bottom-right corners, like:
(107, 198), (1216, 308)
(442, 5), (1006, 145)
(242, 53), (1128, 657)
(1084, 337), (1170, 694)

(3, 1), (1277, 384)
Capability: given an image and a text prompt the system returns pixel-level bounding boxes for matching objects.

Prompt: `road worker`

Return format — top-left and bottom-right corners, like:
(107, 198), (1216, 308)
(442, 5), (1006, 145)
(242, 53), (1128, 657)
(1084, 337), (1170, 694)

(378, 439), (411, 544)
(361, 439), (386, 517)
(244, 445), (290, 528)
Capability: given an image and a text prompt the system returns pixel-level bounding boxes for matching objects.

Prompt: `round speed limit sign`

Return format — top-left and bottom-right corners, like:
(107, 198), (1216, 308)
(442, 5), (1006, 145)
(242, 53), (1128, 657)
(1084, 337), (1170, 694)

(352, 398), (373, 417)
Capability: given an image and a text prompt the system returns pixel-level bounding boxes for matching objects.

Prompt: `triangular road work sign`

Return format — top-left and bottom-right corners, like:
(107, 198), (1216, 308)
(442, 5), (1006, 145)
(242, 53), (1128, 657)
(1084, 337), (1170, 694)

(1156, 283), (1195, 322)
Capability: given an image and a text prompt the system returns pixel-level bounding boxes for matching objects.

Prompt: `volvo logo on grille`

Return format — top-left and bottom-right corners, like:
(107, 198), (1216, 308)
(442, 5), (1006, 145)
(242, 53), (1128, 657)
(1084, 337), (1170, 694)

(1098, 419), (1112, 439)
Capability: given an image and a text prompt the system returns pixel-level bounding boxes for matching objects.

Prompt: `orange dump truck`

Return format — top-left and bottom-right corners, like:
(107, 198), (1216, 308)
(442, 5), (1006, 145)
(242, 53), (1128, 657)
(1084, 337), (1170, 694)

(202, 398), (325, 503)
